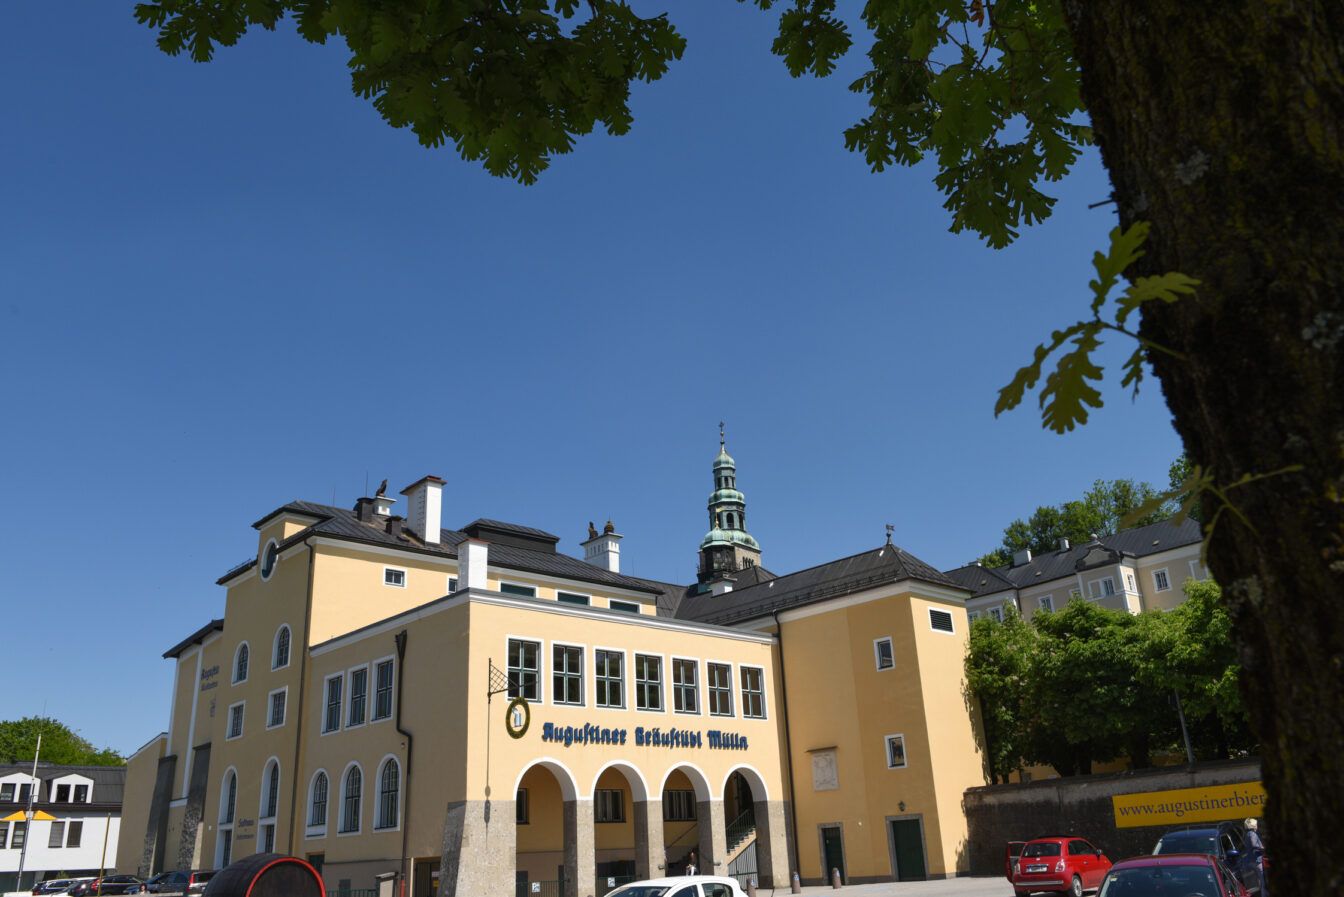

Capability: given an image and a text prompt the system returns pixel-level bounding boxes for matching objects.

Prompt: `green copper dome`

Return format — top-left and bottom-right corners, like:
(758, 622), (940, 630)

(713, 445), (735, 470)
(701, 526), (761, 551)
(709, 488), (745, 504)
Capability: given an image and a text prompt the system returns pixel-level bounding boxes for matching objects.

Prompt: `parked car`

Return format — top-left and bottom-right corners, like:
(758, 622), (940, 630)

(1154, 823), (1261, 895)
(69, 875), (144, 895)
(32, 880), (77, 895)
(144, 870), (202, 894)
(1006, 840), (1027, 881)
(1014, 836), (1113, 897)
(605, 877), (747, 897)
(1099, 853), (1249, 897)
(183, 871), (215, 895)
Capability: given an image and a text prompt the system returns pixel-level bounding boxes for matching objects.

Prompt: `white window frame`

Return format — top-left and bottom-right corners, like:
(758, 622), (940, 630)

(706, 660), (735, 717)
(740, 665), (767, 719)
(1038, 594), (1054, 613)
(338, 762), (363, 836)
(499, 581), (538, 598)
(988, 605), (1005, 623)
(873, 637), (895, 671)
(1153, 568), (1172, 592)
(634, 652), (665, 713)
(371, 654), (396, 722)
(506, 636), (543, 703)
(305, 769), (329, 839)
(594, 646), (627, 710)
(266, 686), (289, 730)
(374, 754), (402, 832)
(928, 608), (956, 634)
(1125, 572), (1137, 593)
(670, 656), (701, 715)
(257, 757), (281, 853)
(447, 574), (459, 593)
(1089, 576), (1117, 599)
(556, 591), (591, 607)
(550, 641), (585, 707)
(272, 624), (292, 671)
(225, 701), (245, 741)
(383, 566), (407, 588)
(232, 641), (250, 684)
(321, 673), (344, 735)
(885, 733), (908, 769)
(346, 663), (371, 729)
(968, 610), (981, 622)
(1069, 588), (1083, 600)
(608, 599), (641, 614)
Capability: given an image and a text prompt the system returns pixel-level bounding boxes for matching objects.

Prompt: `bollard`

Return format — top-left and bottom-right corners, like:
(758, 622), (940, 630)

(746, 876), (757, 897)
(831, 867), (842, 889)
(790, 871), (802, 894)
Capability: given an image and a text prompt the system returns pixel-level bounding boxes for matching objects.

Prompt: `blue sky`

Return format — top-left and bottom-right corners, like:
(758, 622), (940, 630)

(0, 3), (1181, 755)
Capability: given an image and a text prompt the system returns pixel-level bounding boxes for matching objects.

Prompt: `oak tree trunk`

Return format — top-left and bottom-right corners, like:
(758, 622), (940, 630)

(1061, 3), (1344, 895)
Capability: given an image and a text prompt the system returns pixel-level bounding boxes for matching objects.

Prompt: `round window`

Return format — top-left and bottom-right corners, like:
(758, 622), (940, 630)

(260, 539), (279, 580)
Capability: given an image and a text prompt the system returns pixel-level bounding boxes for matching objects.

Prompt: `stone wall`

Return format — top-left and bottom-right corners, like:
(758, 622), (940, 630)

(962, 758), (1261, 875)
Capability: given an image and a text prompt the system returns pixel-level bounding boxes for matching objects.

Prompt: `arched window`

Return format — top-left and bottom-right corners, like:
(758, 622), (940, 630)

(376, 758), (400, 830)
(308, 771), (329, 829)
(258, 760), (280, 853)
(341, 766), (362, 833)
(222, 771), (237, 824)
(217, 769), (237, 868)
(234, 643), (249, 684)
(273, 626), (291, 670)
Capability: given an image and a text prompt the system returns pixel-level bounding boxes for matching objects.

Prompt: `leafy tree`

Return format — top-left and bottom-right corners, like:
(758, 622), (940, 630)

(1167, 454), (1202, 524)
(136, 2), (1344, 890)
(0, 717), (123, 767)
(965, 607), (1037, 783)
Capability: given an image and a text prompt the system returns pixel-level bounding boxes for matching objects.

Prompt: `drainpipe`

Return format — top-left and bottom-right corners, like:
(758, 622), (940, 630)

(772, 610), (803, 882)
(395, 629), (413, 897)
(286, 540), (317, 854)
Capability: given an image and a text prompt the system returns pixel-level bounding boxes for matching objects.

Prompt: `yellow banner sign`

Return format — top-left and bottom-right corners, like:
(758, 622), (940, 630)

(1112, 781), (1266, 828)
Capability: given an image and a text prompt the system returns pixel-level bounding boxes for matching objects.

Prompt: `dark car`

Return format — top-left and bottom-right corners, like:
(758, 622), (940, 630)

(144, 871), (189, 894)
(32, 880), (77, 895)
(1154, 822), (1260, 895)
(70, 875), (144, 895)
(1100, 853), (1248, 897)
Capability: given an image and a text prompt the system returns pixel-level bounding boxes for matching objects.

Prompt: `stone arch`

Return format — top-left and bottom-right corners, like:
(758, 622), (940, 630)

(658, 762), (713, 802)
(721, 763), (769, 803)
(721, 763), (787, 888)
(589, 761), (649, 803)
(511, 756), (579, 802)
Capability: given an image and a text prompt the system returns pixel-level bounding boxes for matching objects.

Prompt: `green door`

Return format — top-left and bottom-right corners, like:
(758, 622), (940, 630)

(821, 826), (845, 884)
(890, 819), (927, 881)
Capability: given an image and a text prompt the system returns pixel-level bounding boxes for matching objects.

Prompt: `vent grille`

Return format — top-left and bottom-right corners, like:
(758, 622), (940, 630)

(929, 609), (955, 633)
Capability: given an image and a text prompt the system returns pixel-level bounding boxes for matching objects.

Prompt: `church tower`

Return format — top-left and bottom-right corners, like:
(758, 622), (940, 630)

(697, 424), (762, 583)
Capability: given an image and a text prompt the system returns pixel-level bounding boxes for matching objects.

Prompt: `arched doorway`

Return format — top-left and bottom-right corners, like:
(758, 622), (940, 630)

(514, 760), (579, 897)
(721, 766), (785, 888)
(660, 765), (713, 877)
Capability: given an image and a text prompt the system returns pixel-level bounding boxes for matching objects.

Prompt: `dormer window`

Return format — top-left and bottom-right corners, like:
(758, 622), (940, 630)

(260, 539), (279, 581)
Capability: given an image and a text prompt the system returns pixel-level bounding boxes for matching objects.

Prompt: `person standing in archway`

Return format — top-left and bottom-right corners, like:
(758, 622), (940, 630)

(686, 849), (698, 876)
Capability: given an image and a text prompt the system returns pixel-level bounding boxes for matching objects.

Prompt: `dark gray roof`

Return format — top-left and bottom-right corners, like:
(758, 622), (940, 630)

(0, 763), (126, 808)
(676, 543), (965, 627)
(942, 563), (1017, 598)
(956, 518), (1203, 592)
(222, 501), (662, 595)
(163, 618), (225, 658)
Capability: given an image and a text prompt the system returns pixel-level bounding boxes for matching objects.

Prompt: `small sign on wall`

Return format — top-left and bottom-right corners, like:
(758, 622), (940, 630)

(531, 884), (540, 893)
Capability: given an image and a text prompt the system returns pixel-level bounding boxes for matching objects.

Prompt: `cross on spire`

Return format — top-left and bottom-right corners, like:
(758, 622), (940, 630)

(719, 420), (725, 448)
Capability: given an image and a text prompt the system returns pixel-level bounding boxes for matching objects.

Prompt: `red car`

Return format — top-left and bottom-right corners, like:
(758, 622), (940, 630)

(1014, 837), (1113, 897)
(1098, 853), (1249, 897)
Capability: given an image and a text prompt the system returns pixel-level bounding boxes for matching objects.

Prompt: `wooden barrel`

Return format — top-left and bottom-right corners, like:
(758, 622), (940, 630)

(202, 853), (325, 897)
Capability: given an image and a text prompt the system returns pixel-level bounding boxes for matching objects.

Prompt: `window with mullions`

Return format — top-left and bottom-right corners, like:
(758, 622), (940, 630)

(66, 820), (82, 847)
(595, 789), (625, 823)
(341, 767), (362, 833)
(374, 660), (395, 721)
(663, 790), (696, 822)
(348, 667), (368, 727)
(507, 639), (541, 701)
(263, 762), (281, 819)
(672, 659), (699, 714)
(595, 650), (625, 708)
(553, 645), (584, 706)
(48, 821), (65, 848)
(635, 654), (663, 711)
(10, 820), (26, 849)
(323, 675), (343, 733)
(227, 703), (245, 739)
(740, 666), (766, 719)
(73, 784), (88, 803)
(376, 760), (399, 830)
(309, 772), (328, 828)
(707, 663), (733, 716)
(269, 689), (287, 728)
(273, 625), (291, 670)
(874, 638), (894, 671)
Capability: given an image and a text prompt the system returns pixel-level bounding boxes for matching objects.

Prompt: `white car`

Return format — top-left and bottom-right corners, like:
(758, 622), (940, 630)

(606, 876), (747, 897)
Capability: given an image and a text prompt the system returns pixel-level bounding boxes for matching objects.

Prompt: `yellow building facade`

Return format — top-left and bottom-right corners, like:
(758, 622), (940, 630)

(123, 450), (990, 895)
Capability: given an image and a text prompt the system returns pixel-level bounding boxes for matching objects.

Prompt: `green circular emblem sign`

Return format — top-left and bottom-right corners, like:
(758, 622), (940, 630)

(506, 696), (531, 739)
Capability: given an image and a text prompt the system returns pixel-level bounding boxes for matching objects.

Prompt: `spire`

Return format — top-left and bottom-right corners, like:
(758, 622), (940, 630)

(698, 424), (761, 584)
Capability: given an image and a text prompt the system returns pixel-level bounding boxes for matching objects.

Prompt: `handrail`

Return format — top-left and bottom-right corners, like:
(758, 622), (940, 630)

(725, 808), (755, 846)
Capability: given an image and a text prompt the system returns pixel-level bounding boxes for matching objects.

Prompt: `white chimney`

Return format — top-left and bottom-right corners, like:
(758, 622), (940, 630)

(581, 520), (622, 573)
(458, 538), (488, 591)
(1012, 548), (1033, 567)
(1058, 537), (1071, 551)
(710, 579), (734, 596)
(400, 475), (445, 545)
(373, 495), (396, 517)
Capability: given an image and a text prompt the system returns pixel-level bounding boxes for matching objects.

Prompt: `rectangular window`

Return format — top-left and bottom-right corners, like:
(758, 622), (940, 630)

(507, 639), (541, 701)
(49, 821), (65, 848)
(516, 789), (529, 825)
(1038, 595), (1054, 613)
(500, 583), (537, 598)
(672, 659), (699, 714)
(873, 638), (894, 670)
(968, 610), (981, 622)
(0, 784), (12, 801)
(929, 608), (955, 633)
(227, 702), (244, 739)
(18, 784), (30, 803)
(348, 667), (368, 726)
(988, 606), (1005, 623)
(221, 829), (233, 866)
(324, 675), (343, 733)
(1153, 569), (1171, 591)
(66, 820), (83, 847)
(261, 823), (276, 853)
(740, 666), (766, 719)
(73, 784), (88, 803)
(885, 734), (907, 769)
(553, 645), (584, 706)
(1069, 588), (1082, 600)
(1126, 573), (1137, 592)
(1189, 560), (1206, 581)
(11, 821), (26, 850)
(55, 784), (70, 802)
(374, 660), (395, 721)
(594, 789), (625, 823)
(635, 654), (663, 711)
(707, 663), (733, 716)
(384, 568), (406, 587)
(448, 576), (459, 592)
(268, 689), (287, 728)
(0, 822), (7, 849)
(557, 592), (590, 606)
(662, 790), (697, 822)
(609, 600), (640, 614)
(595, 650), (625, 708)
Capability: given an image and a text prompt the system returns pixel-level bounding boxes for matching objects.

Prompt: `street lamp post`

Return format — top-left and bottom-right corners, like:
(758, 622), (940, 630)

(15, 734), (42, 893)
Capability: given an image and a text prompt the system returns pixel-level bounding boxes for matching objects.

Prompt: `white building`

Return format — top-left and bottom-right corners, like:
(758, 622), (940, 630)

(0, 764), (125, 893)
